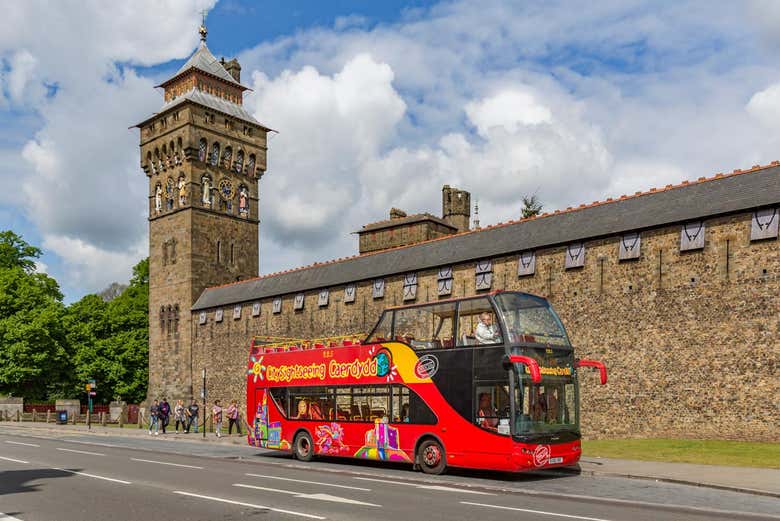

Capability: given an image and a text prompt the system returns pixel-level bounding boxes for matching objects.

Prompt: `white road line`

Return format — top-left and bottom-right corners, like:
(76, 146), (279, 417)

(51, 467), (131, 485)
(173, 490), (326, 520)
(131, 458), (203, 469)
(0, 456), (29, 464)
(245, 473), (371, 491)
(4, 441), (39, 447)
(0, 512), (24, 520)
(461, 502), (615, 521)
(354, 477), (494, 495)
(233, 484), (380, 507)
(56, 447), (105, 456)
(62, 439), (121, 448)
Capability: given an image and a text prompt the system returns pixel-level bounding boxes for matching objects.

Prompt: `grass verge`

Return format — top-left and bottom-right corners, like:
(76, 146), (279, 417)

(582, 438), (780, 469)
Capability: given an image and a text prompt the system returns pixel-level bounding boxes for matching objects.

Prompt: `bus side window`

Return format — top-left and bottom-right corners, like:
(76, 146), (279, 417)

(408, 388), (437, 425)
(269, 388), (288, 418)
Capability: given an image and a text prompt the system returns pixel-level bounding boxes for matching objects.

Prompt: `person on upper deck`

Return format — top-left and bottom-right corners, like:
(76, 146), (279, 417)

(475, 312), (502, 344)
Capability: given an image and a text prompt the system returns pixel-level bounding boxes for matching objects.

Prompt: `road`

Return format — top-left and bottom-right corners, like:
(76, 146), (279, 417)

(0, 428), (777, 521)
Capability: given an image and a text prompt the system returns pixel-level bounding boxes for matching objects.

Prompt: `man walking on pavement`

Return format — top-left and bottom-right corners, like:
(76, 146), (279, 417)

(186, 399), (199, 433)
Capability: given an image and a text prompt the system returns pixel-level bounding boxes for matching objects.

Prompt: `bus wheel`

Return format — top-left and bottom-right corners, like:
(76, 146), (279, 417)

(418, 439), (446, 475)
(294, 431), (314, 462)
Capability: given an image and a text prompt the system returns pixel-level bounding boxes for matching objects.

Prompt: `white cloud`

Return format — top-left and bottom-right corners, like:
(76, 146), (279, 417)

(465, 89), (553, 136)
(42, 234), (146, 293)
(247, 53), (406, 249)
(746, 83), (780, 128)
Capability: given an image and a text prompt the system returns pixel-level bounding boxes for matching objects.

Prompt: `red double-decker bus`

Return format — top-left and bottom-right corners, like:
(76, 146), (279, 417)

(246, 291), (606, 474)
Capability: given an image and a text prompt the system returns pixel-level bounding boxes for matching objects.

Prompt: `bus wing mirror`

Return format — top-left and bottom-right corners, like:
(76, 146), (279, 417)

(508, 355), (542, 384)
(576, 359), (607, 385)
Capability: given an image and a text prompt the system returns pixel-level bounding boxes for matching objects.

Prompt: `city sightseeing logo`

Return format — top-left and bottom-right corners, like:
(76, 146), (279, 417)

(414, 354), (439, 379)
(533, 444), (551, 467)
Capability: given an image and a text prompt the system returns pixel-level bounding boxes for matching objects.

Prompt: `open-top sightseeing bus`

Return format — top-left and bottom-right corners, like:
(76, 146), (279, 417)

(246, 291), (606, 474)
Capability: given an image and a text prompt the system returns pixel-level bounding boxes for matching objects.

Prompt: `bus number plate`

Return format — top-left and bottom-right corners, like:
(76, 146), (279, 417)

(548, 457), (563, 464)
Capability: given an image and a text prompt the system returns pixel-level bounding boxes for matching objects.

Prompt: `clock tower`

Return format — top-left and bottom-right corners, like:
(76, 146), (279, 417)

(135, 22), (271, 401)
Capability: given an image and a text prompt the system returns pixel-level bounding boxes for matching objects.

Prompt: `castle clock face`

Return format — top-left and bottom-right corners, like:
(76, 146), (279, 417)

(218, 179), (234, 200)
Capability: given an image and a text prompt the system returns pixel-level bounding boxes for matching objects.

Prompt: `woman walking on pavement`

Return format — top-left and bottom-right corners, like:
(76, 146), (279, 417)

(212, 400), (223, 438)
(159, 398), (170, 434)
(227, 399), (242, 435)
(148, 399), (160, 436)
(174, 399), (186, 433)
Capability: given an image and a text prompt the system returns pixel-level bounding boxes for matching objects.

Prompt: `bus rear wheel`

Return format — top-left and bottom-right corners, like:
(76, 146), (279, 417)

(418, 439), (446, 475)
(294, 431), (314, 462)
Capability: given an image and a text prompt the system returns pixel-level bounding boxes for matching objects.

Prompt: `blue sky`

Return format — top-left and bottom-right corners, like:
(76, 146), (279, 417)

(2, 1), (780, 302)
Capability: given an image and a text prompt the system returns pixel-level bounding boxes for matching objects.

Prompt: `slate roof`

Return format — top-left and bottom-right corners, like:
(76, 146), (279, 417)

(357, 213), (457, 234)
(157, 42), (247, 90)
(192, 163), (780, 311)
(134, 88), (271, 130)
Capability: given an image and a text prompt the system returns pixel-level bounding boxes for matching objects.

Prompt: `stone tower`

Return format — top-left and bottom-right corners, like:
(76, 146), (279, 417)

(442, 185), (471, 231)
(135, 22), (270, 401)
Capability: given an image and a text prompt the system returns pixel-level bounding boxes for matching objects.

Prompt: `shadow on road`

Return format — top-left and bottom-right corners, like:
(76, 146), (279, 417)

(0, 468), (77, 496)
(250, 450), (581, 484)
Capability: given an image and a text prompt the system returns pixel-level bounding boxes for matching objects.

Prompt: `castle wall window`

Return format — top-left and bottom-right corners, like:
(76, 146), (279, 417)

(680, 222), (705, 251)
(222, 146), (232, 169)
(565, 243), (585, 269)
(751, 208), (778, 241)
(403, 273), (418, 301)
(344, 284), (356, 303)
(318, 289), (329, 307)
(198, 138), (207, 162)
(475, 260), (492, 290)
(235, 150), (244, 173)
(437, 266), (453, 296)
(210, 142), (220, 166)
(294, 293), (305, 310)
(619, 233), (641, 261)
(272, 297), (282, 314)
(372, 279), (385, 299)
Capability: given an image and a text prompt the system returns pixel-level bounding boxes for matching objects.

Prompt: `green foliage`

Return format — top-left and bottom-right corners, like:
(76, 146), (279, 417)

(0, 244), (69, 399)
(521, 194), (543, 219)
(0, 230), (42, 273)
(65, 257), (149, 404)
(0, 231), (149, 403)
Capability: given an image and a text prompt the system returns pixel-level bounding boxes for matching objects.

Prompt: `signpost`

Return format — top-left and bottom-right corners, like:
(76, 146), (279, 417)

(86, 380), (96, 430)
(201, 369), (206, 439)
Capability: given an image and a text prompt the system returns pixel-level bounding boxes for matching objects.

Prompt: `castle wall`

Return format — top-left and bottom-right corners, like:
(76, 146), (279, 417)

(191, 210), (779, 441)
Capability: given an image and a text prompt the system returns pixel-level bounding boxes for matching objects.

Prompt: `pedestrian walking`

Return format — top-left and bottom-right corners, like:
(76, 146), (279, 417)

(227, 399), (242, 435)
(212, 400), (223, 438)
(148, 400), (160, 436)
(159, 398), (170, 434)
(174, 400), (186, 433)
(186, 400), (199, 433)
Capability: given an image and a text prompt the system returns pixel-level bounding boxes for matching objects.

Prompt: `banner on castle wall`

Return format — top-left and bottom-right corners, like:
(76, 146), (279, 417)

(517, 251), (535, 276)
(437, 266), (453, 296)
(751, 208), (778, 241)
(344, 284), (356, 303)
(372, 279), (385, 299)
(318, 289), (329, 307)
(475, 260), (492, 290)
(565, 243), (585, 269)
(619, 232), (641, 260)
(403, 273), (417, 301)
(680, 221), (705, 251)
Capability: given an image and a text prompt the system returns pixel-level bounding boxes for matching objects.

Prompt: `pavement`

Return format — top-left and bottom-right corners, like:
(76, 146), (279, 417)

(0, 421), (778, 521)
(3, 421), (777, 498)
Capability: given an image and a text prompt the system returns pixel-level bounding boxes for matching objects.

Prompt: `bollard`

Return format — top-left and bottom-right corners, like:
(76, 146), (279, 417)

(16, 410), (20, 422)
(32, 410), (37, 423)
(46, 410), (51, 423)
(100, 411), (106, 426)
(72, 411), (77, 425)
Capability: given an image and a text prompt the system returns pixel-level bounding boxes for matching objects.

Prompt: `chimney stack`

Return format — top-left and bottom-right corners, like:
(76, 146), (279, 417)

(224, 58), (241, 83)
(442, 185), (471, 231)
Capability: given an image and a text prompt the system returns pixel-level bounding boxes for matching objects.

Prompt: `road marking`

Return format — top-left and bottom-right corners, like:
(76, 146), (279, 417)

(63, 439), (121, 448)
(56, 447), (105, 456)
(245, 473), (371, 491)
(0, 512), (24, 520)
(354, 477), (494, 495)
(4, 441), (39, 447)
(52, 467), (131, 485)
(174, 490), (326, 519)
(461, 502), (614, 521)
(131, 458), (203, 469)
(0, 456), (29, 464)
(234, 483), (380, 507)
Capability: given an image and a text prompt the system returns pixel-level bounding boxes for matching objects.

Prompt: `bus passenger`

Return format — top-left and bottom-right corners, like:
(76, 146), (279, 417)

(477, 393), (498, 431)
(475, 313), (501, 344)
(295, 399), (310, 419)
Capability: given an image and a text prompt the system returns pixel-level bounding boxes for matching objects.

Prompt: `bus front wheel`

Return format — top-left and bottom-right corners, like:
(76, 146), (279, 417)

(418, 439), (446, 475)
(294, 431), (314, 462)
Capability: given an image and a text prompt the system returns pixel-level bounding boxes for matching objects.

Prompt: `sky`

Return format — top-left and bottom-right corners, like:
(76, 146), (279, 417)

(3, 0), (780, 302)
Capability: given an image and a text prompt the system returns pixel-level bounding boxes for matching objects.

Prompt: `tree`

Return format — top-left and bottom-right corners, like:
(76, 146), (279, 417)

(64, 257), (149, 403)
(0, 230), (42, 272)
(0, 232), (70, 400)
(98, 282), (128, 302)
(521, 195), (543, 219)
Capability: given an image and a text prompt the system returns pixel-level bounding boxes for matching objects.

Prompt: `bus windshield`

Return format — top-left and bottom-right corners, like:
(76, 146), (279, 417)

(511, 345), (579, 438)
(494, 293), (570, 347)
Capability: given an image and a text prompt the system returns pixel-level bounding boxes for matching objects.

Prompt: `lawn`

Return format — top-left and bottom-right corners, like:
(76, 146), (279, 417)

(582, 439), (780, 469)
